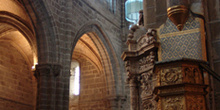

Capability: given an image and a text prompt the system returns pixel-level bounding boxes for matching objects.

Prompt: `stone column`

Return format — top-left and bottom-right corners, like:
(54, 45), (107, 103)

(143, 0), (147, 28)
(35, 64), (62, 110)
(128, 75), (139, 110)
(143, 0), (156, 28)
(154, 59), (207, 110)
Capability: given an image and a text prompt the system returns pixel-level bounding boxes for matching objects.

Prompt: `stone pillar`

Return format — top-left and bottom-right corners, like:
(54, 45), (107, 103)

(128, 75), (139, 110)
(35, 64), (62, 110)
(154, 59), (207, 110)
(143, 0), (156, 28)
(143, 0), (147, 28)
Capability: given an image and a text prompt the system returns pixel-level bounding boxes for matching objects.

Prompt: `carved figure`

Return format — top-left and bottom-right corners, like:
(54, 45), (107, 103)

(146, 29), (157, 44)
(140, 73), (152, 95)
(138, 10), (144, 26)
(149, 52), (155, 63)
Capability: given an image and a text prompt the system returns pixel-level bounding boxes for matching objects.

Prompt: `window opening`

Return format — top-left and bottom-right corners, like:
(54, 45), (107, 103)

(70, 60), (80, 96)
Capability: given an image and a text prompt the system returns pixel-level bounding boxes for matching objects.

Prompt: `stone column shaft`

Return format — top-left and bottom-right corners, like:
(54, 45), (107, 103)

(35, 64), (62, 110)
(129, 77), (139, 110)
(143, 0), (147, 28)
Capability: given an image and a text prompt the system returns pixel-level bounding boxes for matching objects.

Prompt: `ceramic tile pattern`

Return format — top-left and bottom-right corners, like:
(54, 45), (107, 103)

(160, 16), (201, 34)
(159, 16), (203, 61)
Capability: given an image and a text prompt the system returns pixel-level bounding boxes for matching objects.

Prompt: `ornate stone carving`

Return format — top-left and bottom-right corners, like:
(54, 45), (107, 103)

(127, 25), (139, 39)
(139, 70), (157, 110)
(125, 61), (137, 82)
(139, 52), (155, 73)
(183, 67), (203, 84)
(128, 74), (138, 85)
(154, 59), (208, 110)
(186, 95), (205, 110)
(139, 72), (153, 95)
(161, 67), (182, 86)
(142, 98), (157, 110)
(146, 29), (157, 42)
(184, 67), (195, 83)
(138, 29), (157, 49)
(122, 28), (158, 110)
(125, 61), (130, 72)
(163, 96), (184, 110)
(127, 9), (144, 39)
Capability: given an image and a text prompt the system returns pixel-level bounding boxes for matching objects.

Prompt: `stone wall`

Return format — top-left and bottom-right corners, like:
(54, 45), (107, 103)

(78, 59), (108, 110)
(15, 0), (220, 109)
(1, 0), (219, 109)
(0, 43), (36, 110)
(68, 30), (127, 110)
(23, 0), (127, 109)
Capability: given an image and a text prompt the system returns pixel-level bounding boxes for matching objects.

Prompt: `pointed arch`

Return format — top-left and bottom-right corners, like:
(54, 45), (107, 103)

(71, 20), (122, 100)
(20, 0), (59, 63)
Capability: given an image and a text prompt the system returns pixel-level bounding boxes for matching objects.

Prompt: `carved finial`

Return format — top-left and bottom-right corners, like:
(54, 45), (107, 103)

(147, 29), (157, 36)
(127, 25), (139, 40)
(130, 24), (139, 32)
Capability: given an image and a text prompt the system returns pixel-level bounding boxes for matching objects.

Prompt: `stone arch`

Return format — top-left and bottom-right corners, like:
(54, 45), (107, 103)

(70, 21), (122, 108)
(0, 0), (38, 109)
(70, 50), (105, 109)
(72, 23), (119, 95)
(0, 0), (37, 64)
(20, 0), (59, 63)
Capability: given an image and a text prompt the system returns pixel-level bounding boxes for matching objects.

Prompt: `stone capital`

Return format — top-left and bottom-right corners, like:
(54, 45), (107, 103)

(34, 63), (62, 78)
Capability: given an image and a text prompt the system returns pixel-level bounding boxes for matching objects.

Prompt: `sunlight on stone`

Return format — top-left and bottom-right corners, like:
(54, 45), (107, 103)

(73, 66), (80, 95)
(70, 61), (80, 96)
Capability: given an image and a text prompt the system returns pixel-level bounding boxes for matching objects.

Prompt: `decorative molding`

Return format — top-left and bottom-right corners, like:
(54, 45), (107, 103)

(160, 67), (182, 86)
(122, 28), (158, 110)
(139, 64), (157, 110)
(137, 29), (157, 50)
(139, 52), (155, 73)
(183, 66), (203, 84)
(154, 59), (207, 110)
(163, 96), (184, 110)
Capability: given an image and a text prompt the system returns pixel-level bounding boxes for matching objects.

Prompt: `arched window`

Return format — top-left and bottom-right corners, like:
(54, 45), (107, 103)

(70, 60), (80, 96)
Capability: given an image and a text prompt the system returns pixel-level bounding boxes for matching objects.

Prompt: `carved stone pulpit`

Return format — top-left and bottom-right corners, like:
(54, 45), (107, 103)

(122, 28), (159, 110)
(154, 59), (207, 110)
